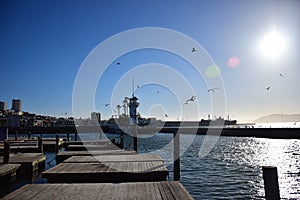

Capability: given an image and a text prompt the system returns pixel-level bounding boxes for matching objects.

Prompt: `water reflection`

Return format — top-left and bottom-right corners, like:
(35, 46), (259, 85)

(135, 133), (300, 199)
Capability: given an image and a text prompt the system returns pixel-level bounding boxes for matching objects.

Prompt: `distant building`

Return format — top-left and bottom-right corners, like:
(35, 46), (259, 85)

(6, 113), (20, 127)
(12, 99), (22, 112)
(0, 101), (7, 111)
(91, 112), (101, 122)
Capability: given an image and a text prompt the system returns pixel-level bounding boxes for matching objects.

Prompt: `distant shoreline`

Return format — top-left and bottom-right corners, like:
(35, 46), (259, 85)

(2, 126), (300, 139)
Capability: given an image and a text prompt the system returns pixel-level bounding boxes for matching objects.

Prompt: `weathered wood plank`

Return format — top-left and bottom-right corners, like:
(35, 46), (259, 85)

(56, 150), (137, 164)
(0, 164), (20, 177)
(2, 182), (193, 200)
(63, 154), (163, 163)
(43, 161), (168, 183)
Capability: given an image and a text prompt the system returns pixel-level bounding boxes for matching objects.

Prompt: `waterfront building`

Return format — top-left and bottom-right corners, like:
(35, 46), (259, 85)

(12, 99), (22, 112)
(91, 112), (101, 122)
(0, 101), (7, 111)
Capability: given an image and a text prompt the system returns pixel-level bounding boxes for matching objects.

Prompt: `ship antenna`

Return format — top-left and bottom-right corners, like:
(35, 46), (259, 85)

(132, 77), (134, 97)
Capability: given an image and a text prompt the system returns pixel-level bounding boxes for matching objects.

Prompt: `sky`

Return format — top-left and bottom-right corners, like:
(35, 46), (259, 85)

(0, 0), (299, 122)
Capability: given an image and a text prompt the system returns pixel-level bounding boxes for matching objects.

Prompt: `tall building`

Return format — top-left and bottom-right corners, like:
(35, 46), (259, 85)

(91, 112), (101, 122)
(0, 101), (7, 111)
(12, 99), (22, 112)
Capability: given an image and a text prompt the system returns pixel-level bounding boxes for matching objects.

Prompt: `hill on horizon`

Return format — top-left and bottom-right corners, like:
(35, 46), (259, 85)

(254, 114), (300, 123)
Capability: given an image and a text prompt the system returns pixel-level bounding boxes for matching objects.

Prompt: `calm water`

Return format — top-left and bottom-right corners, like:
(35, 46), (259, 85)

(4, 132), (300, 199)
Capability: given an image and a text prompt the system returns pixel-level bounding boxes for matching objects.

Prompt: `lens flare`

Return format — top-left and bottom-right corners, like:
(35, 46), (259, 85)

(227, 56), (240, 68)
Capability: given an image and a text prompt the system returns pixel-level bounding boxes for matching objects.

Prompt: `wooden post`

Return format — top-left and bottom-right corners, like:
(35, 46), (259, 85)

(4, 139), (10, 164)
(66, 132), (70, 141)
(120, 132), (124, 149)
(0, 127), (8, 141)
(174, 131), (180, 181)
(55, 133), (59, 154)
(133, 127), (137, 152)
(28, 131), (32, 139)
(263, 166), (280, 200)
(99, 130), (103, 141)
(38, 136), (43, 153)
(14, 131), (18, 140)
(75, 132), (78, 141)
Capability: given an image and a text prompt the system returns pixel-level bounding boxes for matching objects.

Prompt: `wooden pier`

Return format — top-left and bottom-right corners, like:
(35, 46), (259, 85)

(56, 149), (136, 164)
(44, 154), (168, 183)
(8, 153), (46, 179)
(0, 164), (20, 183)
(2, 181), (193, 200)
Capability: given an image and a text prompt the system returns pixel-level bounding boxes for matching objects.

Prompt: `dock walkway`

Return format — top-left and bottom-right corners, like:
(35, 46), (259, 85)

(9, 153), (46, 179)
(43, 154), (168, 183)
(2, 181), (193, 200)
(56, 149), (137, 164)
(0, 164), (20, 182)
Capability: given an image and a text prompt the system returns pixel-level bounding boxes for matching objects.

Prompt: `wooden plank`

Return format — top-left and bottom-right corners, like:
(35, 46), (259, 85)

(7, 153), (46, 179)
(43, 161), (168, 183)
(56, 150), (137, 164)
(2, 182), (193, 199)
(65, 144), (118, 151)
(0, 164), (20, 178)
(63, 154), (163, 163)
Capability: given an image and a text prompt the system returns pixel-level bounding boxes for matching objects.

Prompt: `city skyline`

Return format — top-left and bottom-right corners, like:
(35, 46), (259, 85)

(1, 0), (299, 122)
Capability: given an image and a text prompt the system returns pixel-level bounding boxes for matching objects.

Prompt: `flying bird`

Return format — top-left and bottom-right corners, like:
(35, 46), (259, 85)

(192, 47), (197, 52)
(184, 96), (197, 104)
(104, 104), (110, 107)
(165, 114), (168, 118)
(157, 91), (160, 94)
(265, 87), (270, 91)
(117, 62), (120, 65)
(208, 88), (221, 92)
(280, 73), (284, 77)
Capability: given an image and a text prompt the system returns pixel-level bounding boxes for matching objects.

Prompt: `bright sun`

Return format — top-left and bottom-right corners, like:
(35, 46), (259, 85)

(260, 30), (286, 59)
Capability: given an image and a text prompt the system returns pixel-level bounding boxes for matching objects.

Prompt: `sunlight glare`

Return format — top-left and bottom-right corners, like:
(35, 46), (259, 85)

(260, 30), (286, 59)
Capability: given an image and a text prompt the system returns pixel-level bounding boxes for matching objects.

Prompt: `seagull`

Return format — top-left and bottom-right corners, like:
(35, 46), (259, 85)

(184, 96), (197, 104)
(208, 88), (221, 92)
(192, 47), (197, 52)
(265, 87), (270, 91)
(280, 73), (284, 77)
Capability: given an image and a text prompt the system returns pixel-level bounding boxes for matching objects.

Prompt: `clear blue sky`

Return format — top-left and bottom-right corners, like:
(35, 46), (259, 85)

(1, 0), (299, 122)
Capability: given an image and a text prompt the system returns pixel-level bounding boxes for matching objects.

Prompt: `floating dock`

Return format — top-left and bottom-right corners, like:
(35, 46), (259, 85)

(0, 164), (20, 183)
(56, 149), (137, 164)
(43, 154), (168, 183)
(9, 153), (46, 179)
(1, 181), (193, 200)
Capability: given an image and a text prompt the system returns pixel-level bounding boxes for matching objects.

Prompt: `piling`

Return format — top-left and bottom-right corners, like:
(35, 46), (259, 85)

(133, 128), (137, 152)
(173, 131), (180, 181)
(28, 131), (32, 139)
(262, 166), (280, 200)
(75, 132), (78, 141)
(66, 132), (70, 142)
(0, 127), (8, 141)
(99, 130), (102, 141)
(14, 131), (18, 140)
(55, 134), (59, 154)
(38, 137), (43, 153)
(120, 132), (124, 149)
(4, 139), (10, 164)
